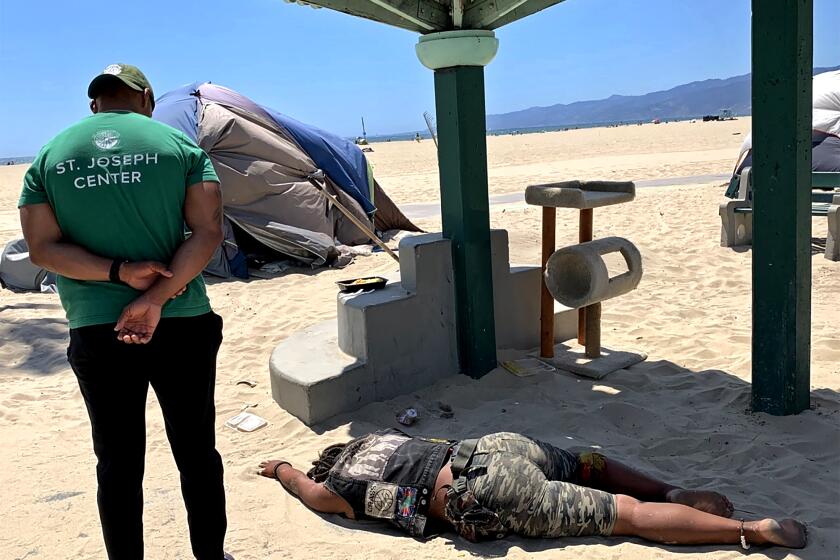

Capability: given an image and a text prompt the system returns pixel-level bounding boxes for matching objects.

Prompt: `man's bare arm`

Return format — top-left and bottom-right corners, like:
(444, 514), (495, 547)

(21, 203), (111, 280)
(275, 464), (355, 518)
(114, 181), (222, 343)
(141, 181), (223, 305)
(20, 203), (173, 290)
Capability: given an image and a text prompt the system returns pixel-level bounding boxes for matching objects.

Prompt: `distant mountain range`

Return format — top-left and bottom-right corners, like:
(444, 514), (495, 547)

(486, 65), (840, 131)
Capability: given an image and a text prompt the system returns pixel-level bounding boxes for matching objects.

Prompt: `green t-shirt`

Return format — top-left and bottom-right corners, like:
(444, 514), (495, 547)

(18, 111), (219, 329)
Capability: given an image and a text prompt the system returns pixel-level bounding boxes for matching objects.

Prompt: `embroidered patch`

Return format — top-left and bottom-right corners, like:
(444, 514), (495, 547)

(396, 486), (418, 517)
(365, 482), (397, 519)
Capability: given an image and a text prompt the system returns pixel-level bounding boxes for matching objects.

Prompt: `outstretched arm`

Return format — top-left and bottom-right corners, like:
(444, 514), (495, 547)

(20, 202), (174, 290)
(259, 460), (355, 518)
(115, 181), (223, 343)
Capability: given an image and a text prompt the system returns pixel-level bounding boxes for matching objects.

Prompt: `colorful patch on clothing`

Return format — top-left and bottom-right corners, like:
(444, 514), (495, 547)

(396, 486), (418, 517)
(578, 451), (607, 483)
(365, 482), (398, 519)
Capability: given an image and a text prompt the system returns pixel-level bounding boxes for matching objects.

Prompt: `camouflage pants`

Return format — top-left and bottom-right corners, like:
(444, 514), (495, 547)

(455, 433), (616, 538)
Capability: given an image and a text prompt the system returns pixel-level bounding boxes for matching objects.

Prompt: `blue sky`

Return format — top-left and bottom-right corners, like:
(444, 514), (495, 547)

(0, 0), (837, 156)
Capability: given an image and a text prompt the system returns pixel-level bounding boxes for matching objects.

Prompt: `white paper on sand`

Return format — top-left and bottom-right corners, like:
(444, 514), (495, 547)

(501, 358), (556, 377)
(225, 411), (268, 432)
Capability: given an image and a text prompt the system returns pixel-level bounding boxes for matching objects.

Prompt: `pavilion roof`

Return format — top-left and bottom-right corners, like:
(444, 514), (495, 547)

(284, 0), (567, 33)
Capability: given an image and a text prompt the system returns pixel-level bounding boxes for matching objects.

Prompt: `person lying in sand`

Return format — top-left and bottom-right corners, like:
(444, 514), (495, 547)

(258, 430), (806, 550)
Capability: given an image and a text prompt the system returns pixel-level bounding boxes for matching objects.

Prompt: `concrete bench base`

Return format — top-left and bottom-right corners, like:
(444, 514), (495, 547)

(270, 230), (578, 425)
(721, 197), (840, 261)
(827, 195), (839, 261)
(719, 200), (753, 247)
(720, 167), (840, 260)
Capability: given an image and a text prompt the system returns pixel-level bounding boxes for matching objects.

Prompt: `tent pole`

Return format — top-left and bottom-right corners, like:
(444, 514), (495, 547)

(308, 178), (401, 263)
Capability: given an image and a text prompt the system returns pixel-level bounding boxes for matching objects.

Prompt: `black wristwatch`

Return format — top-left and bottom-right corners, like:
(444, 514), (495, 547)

(109, 259), (128, 284)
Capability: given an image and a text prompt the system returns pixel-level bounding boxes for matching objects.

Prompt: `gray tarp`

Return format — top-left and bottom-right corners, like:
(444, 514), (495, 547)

(0, 238), (50, 292)
(198, 102), (375, 265)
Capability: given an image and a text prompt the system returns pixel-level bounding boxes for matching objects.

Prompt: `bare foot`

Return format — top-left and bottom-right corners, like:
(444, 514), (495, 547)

(754, 518), (807, 549)
(666, 488), (734, 517)
(258, 460), (287, 479)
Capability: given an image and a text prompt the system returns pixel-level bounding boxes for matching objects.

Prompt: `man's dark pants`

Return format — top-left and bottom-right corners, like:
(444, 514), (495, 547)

(67, 312), (226, 560)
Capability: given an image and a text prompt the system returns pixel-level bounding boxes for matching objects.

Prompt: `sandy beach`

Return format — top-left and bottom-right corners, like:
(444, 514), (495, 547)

(1, 117), (838, 560)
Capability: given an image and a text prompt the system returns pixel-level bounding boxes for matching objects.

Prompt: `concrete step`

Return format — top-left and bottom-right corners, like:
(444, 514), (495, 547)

(270, 231), (578, 425)
(269, 320), (371, 425)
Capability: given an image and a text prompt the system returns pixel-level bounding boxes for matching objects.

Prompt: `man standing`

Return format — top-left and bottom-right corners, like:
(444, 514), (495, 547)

(19, 64), (229, 560)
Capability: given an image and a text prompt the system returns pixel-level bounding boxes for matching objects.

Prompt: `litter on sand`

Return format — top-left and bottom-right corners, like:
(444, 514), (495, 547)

(396, 407), (419, 426)
(225, 411), (268, 432)
(501, 358), (556, 377)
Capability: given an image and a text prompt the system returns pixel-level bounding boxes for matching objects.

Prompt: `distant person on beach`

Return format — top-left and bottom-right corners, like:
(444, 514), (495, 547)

(259, 430), (806, 550)
(415, 132), (422, 142)
(18, 64), (231, 560)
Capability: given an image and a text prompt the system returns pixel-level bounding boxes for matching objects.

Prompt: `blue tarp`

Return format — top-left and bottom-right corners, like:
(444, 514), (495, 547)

(264, 109), (375, 214)
(153, 83), (201, 142)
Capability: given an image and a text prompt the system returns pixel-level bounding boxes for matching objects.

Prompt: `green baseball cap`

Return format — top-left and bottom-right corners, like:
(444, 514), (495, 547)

(87, 63), (155, 106)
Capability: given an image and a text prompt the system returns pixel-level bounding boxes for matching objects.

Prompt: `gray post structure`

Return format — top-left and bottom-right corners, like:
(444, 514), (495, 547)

(751, 0), (813, 415)
(416, 31), (499, 377)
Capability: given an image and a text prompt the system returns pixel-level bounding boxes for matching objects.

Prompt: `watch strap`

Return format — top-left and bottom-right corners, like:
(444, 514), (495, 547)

(109, 259), (127, 284)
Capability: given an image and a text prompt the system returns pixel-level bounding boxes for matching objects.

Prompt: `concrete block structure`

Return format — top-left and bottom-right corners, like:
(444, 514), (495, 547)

(719, 168), (840, 261)
(719, 200), (753, 248)
(270, 230), (577, 424)
(826, 194), (839, 261)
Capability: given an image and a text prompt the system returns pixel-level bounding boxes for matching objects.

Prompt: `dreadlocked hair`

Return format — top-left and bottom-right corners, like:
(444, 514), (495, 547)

(306, 442), (348, 482)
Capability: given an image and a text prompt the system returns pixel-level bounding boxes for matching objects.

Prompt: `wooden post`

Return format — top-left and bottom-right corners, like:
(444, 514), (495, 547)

(584, 302), (601, 359)
(433, 66), (498, 378)
(751, 0), (813, 414)
(578, 208), (594, 344)
(540, 207), (556, 358)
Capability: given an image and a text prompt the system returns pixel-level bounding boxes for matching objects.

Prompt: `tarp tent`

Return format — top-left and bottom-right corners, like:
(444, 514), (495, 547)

(730, 70), (840, 184)
(0, 238), (55, 293)
(153, 82), (419, 277)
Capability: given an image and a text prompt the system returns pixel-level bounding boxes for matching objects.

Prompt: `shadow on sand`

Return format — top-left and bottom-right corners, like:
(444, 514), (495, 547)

(0, 303), (68, 375)
(292, 358), (839, 558)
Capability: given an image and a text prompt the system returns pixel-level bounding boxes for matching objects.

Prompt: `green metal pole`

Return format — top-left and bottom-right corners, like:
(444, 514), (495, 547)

(434, 66), (498, 377)
(751, 0), (813, 415)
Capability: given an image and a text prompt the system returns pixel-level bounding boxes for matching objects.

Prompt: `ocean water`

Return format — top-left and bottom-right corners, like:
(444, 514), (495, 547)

(364, 116), (721, 143)
(0, 157), (34, 166)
